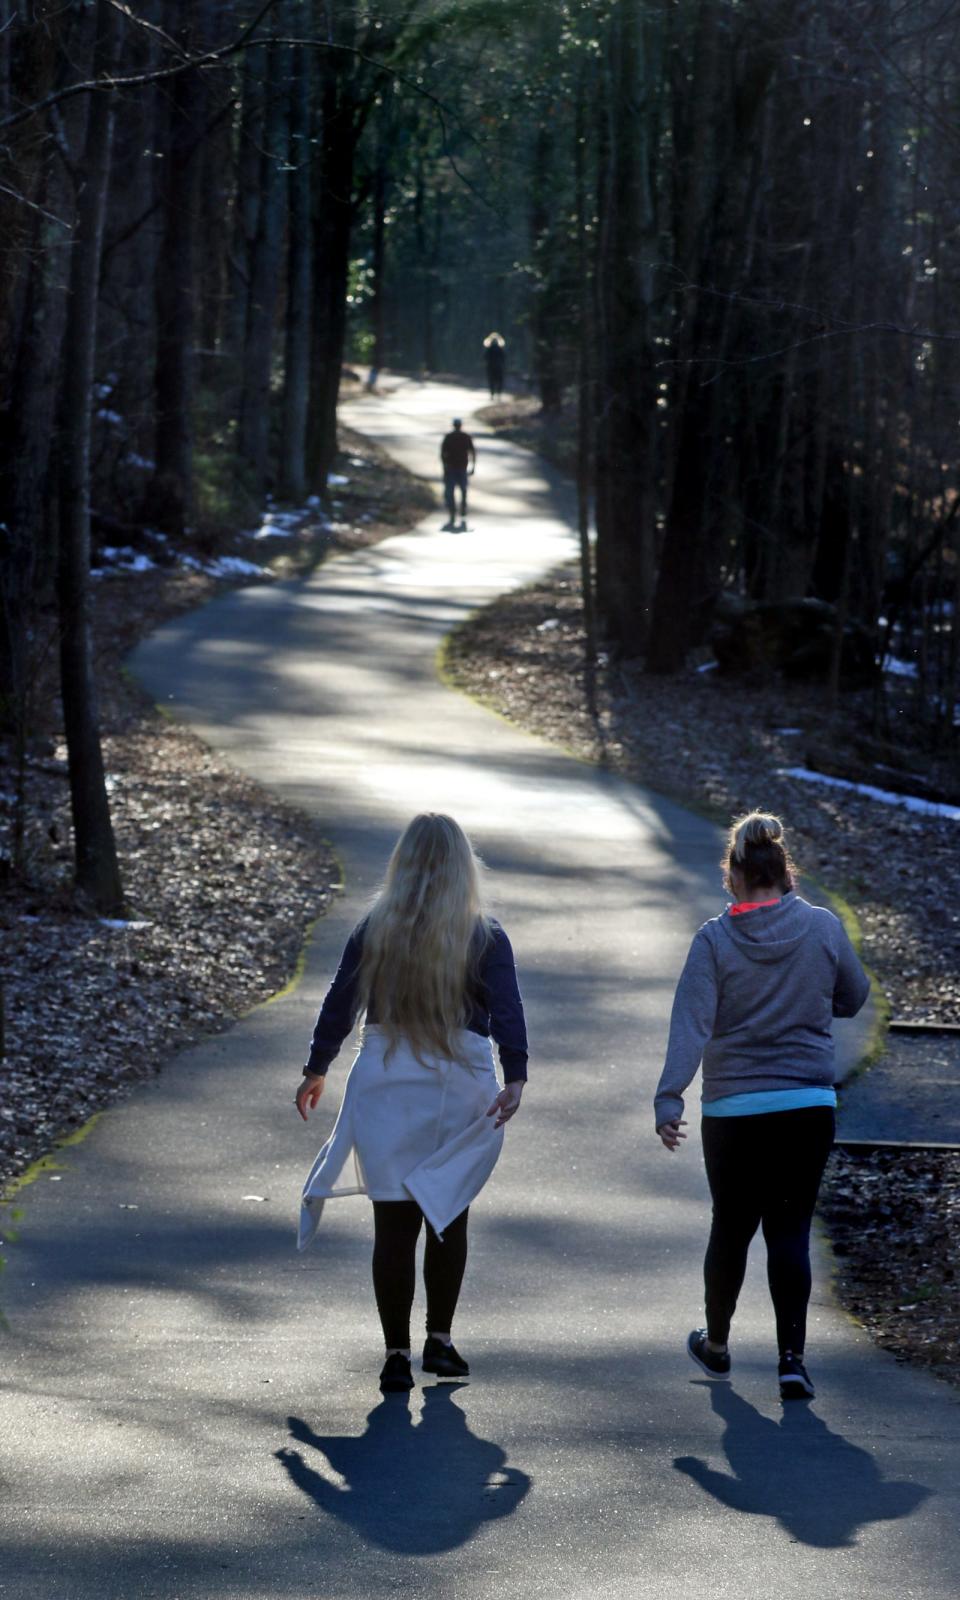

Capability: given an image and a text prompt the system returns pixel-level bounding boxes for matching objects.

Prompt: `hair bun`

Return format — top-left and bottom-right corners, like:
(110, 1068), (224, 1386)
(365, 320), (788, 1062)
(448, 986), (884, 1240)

(733, 811), (784, 857)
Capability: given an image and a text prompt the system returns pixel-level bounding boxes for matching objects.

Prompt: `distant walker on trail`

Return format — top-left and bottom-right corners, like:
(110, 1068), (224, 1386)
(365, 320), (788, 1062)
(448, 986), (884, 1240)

(483, 332), (506, 399)
(440, 417), (475, 531)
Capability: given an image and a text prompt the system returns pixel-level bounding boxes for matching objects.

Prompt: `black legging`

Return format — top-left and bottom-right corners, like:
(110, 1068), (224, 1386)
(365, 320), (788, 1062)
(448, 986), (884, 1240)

(371, 1200), (469, 1350)
(701, 1106), (834, 1356)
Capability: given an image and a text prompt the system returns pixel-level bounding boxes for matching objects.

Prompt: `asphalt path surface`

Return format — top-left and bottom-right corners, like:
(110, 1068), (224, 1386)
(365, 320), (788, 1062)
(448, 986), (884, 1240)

(3, 379), (959, 1599)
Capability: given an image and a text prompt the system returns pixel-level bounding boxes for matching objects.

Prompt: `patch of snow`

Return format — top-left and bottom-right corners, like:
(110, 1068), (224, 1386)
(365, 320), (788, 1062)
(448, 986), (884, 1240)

(204, 555), (266, 578)
(347, 456), (370, 468)
(696, 661), (718, 673)
(536, 617), (560, 632)
(123, 452), (156, 471)
(305, 495), (322, 509)
(99, 918), (154, 930)
(884, 655), (918, 678)
(328, 473), (350, 487)
(249, 509), (307, 539)
(93, 546), (157, 574)
(96, 408), (124, 426)
(778, 766), (960, 822)
(775, 727), (803, 736)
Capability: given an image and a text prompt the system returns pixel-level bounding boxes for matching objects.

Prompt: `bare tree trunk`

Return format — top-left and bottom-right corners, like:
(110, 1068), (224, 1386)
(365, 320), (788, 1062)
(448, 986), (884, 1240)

(574, 53), (596, 665)
(279, 39), (312, 501)
(369, 105), (389, 377)
(306, 5), (360, 492)
(0, 1), (69, 727)
(239, 38), (286, 489)
(150, 0), (207, 535)
(593, 0), (660, 655)
(56, 0), (123, 913)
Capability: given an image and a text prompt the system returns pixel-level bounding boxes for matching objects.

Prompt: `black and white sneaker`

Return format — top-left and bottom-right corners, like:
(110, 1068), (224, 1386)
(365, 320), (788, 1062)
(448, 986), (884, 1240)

(379, 1352), (414, 1394)
(422, 1336), (470, 1380)
(778, 1352), (815, 1400)
(687, 1329), (731, 1378)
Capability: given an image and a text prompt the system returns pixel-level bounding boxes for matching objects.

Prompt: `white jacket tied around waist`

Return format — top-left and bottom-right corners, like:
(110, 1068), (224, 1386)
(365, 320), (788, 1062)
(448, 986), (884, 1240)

(298, 1026), (504, 1250)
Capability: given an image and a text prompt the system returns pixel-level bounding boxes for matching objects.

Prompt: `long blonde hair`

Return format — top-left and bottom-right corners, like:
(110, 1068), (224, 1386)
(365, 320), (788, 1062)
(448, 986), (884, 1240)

(358, 813), (491, 1065)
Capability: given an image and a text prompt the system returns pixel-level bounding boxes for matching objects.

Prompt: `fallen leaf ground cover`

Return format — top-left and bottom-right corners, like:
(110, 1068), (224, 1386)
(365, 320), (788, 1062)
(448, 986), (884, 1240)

(1, 430), (431, 1195)
(443, 561), (960, 1388)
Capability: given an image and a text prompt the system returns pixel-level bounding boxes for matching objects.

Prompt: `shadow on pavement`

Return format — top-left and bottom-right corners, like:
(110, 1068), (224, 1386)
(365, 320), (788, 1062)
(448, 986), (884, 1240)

(675, 1381), (930, 1548)
(276, 1385), (530, 1554)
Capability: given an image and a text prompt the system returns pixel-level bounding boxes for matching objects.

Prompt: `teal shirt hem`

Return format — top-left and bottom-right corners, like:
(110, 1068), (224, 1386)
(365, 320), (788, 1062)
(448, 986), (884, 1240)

(702, 1086), (837, 1118)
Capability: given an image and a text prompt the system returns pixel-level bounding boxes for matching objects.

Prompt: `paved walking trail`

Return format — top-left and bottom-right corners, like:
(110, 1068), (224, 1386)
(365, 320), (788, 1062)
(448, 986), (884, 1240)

(3, 380), (959, 1599)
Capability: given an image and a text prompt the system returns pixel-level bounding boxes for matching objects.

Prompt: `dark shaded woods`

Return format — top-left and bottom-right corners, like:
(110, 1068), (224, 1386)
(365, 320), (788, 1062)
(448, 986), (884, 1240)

(1, 0), (958, 909)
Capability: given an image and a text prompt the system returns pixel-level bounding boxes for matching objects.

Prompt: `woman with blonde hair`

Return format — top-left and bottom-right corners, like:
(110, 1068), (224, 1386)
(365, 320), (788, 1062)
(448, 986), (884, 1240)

(654, 811), (869, 1400)
(295, 814), (527, 1393)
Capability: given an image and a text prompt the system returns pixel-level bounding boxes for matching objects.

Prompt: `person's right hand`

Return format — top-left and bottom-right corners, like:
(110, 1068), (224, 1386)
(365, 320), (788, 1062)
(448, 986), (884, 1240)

(657, 1118), (687, 1152)
(295, 1074), (325, 1121)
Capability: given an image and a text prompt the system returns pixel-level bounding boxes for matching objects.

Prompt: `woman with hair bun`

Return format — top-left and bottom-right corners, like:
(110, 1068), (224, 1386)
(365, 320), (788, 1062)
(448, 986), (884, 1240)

(654, 811), (869, 1400)
(294, 814), (527, 1394)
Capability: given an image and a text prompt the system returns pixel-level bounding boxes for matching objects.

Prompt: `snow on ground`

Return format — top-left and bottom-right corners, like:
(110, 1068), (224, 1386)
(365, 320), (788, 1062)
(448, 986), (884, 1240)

(884, 655), (919, 677)
(778, 765), (960, 822)
(92, 547), (157, 575)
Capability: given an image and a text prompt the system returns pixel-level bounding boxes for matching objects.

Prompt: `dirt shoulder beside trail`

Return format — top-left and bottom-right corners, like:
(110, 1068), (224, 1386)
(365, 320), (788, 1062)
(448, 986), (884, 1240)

(1, 428), (432, 1198)
(443, 562), (960, 1389)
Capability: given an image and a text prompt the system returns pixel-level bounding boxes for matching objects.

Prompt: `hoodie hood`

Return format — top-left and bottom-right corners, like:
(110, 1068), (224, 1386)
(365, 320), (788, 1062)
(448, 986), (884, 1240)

(718, 890), (816, 963)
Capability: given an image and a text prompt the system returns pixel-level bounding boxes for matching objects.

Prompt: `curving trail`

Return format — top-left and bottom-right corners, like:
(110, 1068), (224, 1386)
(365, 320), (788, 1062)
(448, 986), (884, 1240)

(2, 379), (958, 1599)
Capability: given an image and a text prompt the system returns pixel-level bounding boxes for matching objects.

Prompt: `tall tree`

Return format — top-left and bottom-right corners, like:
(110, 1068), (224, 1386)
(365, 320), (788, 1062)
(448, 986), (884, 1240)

(278, 31), (312, 501)
(56, 0), (123, 912)
(150, 0), (209, 535)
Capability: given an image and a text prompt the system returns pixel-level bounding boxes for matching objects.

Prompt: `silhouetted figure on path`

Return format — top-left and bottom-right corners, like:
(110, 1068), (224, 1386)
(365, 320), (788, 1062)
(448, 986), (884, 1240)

(277, 1391), (530, 1555)
(483, 332), (506, 399)
(676, 1383), (929, 1549)
(439, 418), (476, 530)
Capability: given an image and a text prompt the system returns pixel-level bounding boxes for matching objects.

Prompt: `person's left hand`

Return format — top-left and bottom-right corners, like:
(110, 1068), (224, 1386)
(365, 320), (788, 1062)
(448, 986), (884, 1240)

(487, 1081), (523, 1128)
(656, 1118), (687, 1152)
(295, 1074), (325, 1121)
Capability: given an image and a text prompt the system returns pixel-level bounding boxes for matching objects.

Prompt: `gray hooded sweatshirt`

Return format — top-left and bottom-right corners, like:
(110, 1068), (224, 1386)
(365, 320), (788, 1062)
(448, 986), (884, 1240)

(653, 891), (870, 1129)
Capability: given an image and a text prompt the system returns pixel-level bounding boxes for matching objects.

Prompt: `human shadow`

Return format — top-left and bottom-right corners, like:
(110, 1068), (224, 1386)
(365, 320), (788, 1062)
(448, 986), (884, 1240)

(675, 1382), (931, 1548)
(275, 1385), (530, 1554)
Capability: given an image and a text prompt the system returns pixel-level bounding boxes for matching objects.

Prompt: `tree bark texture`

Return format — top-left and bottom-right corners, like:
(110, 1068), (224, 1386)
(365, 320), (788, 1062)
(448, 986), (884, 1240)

(150, 0), (207, 535)
(279, 39), (312, 502)
(56, 0), (124, 913)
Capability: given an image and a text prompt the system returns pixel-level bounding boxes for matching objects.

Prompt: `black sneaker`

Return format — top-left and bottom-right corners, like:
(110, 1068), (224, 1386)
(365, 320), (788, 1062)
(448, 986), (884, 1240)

(422, 1336), (470, 1380)
(687, 1329), (731, 1378)
(778, 1353), (815, 1400)
(379, 1352), (414, 1394)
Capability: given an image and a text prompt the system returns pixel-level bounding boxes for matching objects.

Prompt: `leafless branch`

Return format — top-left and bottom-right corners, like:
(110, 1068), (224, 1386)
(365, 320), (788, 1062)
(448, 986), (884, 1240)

(0, 178), (71, 228)
(0, 0), (279, 132)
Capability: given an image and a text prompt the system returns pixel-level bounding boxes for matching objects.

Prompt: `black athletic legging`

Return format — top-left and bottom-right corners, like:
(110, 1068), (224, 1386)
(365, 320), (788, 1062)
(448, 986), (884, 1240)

(701, 1106), (835, 1356)
(371, 1200), (469, 1350)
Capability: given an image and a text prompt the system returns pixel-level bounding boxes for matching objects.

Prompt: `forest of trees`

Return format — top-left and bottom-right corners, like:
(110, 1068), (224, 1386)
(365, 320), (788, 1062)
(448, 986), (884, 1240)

(1, 0), (959, 908)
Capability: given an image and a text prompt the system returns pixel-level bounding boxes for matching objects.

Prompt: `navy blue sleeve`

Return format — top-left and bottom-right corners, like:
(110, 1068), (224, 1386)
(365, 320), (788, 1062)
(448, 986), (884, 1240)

(304, 927), (365, 1076)
(481, 923), (529, 1083)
